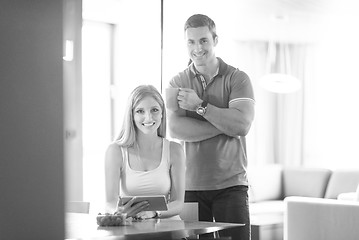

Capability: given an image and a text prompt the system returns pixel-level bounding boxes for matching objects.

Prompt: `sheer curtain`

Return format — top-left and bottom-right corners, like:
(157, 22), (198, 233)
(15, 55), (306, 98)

(243, 38), (359, 169)
(302, 38), (359, 169)
(237, 41), (312, 167)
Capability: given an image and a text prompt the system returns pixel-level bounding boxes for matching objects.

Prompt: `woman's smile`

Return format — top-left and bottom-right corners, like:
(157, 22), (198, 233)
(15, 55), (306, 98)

(142, 122), (156, 127)
(133, 96), (163, 134)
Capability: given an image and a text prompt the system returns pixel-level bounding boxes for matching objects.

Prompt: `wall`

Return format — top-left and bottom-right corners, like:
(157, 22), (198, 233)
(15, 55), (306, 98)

(0, 1), (64, 239)
(64, 0), (83, 203)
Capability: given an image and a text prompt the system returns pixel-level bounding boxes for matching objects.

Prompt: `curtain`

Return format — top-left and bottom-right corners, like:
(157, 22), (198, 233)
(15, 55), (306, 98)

(241, 39), (359, 169)
(236, 41), (313, 167)
(302, 39), (359, 169)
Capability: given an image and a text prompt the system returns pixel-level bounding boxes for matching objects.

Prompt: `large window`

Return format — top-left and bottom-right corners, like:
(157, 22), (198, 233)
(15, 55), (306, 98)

(82, 0), (161, 211)
(78, 0), (359, 211)
(82, 20), (113, 210)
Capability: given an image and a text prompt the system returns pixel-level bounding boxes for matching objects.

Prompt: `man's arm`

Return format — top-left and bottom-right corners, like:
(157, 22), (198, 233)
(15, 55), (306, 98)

(204, 100), (255, 137)
(168, 107), (221, 142)
(173, 88), (254, 139)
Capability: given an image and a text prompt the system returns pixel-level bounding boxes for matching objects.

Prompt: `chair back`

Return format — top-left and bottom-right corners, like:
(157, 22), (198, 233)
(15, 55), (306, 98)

(180, 202), (198, 221)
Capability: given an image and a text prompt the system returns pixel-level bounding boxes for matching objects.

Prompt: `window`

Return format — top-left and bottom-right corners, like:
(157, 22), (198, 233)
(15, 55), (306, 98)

(81, 0), (161, 212)
(78, 0), (359, 212)
(82, 20), (112, 210)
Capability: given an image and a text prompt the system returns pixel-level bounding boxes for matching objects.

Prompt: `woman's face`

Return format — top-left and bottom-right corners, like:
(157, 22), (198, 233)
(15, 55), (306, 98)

(133, 96), (162, 135)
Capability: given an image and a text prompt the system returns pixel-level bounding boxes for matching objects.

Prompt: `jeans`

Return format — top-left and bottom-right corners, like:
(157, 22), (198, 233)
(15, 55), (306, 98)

(185, 185), (250, 240)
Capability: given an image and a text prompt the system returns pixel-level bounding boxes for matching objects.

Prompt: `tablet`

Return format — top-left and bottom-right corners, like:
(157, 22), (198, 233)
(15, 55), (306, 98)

(121, 195), (168, 211)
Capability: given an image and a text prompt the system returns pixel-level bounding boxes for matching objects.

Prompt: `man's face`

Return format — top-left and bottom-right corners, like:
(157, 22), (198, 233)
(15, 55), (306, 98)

(185, 26), (218, 67)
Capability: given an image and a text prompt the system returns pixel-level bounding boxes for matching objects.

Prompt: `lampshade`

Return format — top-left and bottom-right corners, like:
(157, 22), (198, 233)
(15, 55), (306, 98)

(259, 14), (302, 94)
(259, 73), (301, 94)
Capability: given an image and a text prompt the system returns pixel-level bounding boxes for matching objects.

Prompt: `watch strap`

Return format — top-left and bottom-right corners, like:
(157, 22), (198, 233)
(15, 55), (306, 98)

(201, 100), (208, 108)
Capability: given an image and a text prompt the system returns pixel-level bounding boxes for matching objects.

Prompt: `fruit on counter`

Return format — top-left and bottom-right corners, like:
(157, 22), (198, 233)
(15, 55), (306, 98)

(96, 212), (130, 226)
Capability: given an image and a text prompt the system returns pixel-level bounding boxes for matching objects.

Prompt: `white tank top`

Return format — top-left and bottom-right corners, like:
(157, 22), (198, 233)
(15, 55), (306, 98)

(120, 138), (171, 197)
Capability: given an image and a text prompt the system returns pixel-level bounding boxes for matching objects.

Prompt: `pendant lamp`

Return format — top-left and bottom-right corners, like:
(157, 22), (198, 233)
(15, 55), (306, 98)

(259, 15), (301, 94)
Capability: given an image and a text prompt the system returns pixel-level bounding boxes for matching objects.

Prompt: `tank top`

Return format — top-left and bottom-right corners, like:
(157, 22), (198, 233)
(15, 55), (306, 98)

(120, 138), (171, 198)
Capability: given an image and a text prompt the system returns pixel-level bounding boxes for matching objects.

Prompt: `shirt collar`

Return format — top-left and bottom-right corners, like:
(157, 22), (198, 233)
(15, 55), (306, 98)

(189, 57), (227, 79)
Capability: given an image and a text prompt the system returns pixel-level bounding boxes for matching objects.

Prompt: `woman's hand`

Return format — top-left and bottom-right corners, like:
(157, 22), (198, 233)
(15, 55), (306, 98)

(115, 197), (149, 218)
(134, 211), (157, 220)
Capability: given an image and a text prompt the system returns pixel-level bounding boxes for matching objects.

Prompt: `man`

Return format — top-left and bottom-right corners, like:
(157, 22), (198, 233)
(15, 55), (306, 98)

(167, 14), (255, 240)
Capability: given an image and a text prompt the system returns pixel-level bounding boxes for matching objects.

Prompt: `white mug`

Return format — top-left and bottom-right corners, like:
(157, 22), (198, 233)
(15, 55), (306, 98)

(165, 88), (179, 111)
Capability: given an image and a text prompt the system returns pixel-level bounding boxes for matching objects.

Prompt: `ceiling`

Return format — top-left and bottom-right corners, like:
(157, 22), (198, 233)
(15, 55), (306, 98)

(83, 0), (359, 43)
(201, 0), (359, 42)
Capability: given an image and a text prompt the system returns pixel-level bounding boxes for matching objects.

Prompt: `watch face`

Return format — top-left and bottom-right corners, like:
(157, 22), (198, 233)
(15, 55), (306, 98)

(196, 107), (205, 116)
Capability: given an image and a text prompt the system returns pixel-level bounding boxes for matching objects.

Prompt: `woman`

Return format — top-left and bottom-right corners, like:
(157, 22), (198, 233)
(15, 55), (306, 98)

(105, 85), (185, 219)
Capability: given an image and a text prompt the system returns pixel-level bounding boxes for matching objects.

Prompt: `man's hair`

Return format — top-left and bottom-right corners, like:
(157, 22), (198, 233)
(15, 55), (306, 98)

(184, 14), (217, 40)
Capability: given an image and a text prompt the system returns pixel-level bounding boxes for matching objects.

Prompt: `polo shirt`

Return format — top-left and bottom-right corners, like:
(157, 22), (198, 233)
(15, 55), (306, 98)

(169, 57), (255, 191)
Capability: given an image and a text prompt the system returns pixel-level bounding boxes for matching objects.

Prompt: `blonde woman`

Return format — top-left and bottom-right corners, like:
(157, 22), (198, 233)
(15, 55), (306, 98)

(105, 85), (185, 220)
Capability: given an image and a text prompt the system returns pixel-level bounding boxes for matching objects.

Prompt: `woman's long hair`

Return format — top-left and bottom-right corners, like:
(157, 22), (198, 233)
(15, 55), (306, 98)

(115, 85), (166, 147)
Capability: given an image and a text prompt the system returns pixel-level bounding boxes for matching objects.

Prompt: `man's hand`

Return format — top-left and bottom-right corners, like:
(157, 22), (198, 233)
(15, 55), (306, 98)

(177, 88), (203, 111)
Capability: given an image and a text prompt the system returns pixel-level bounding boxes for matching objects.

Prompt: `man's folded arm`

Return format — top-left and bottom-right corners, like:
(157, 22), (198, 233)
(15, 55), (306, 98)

(168, 109), (221, 142)
(203, 99), (255, 137)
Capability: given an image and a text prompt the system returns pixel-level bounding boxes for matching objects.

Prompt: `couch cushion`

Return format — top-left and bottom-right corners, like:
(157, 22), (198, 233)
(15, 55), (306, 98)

(337, 192), (357, 201)
(285, 196), (359, 240)
(324, 170), (359, 199)
(248, 164), (283, 202)
(283, 167), (331, 198)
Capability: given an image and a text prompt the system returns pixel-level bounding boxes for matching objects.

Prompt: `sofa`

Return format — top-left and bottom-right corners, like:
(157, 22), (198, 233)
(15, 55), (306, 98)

(284, 196), (359, 240)
(247, 164), (359, 240)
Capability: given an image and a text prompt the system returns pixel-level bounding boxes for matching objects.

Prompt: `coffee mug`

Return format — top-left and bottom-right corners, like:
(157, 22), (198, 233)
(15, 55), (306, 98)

(165, 88), (179, 111)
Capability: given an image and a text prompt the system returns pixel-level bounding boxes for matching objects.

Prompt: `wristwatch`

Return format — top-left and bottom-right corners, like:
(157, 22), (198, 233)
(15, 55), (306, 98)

(196, 100), (208, 116)
(154, 211), (162, 218)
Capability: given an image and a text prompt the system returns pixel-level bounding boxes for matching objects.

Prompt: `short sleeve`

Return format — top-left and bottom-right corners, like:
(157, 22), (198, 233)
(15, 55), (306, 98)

(169, 72), (186, 89)
(229, 70), (255, 106)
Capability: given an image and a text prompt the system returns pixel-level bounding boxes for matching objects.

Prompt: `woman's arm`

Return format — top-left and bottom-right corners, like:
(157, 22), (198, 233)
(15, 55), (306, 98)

(104, 143), (123, 213)
(160, 141), (186, 218)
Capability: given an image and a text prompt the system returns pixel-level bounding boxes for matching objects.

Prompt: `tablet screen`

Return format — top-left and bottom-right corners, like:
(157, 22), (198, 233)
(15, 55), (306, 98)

(121, 195), (168, 211)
